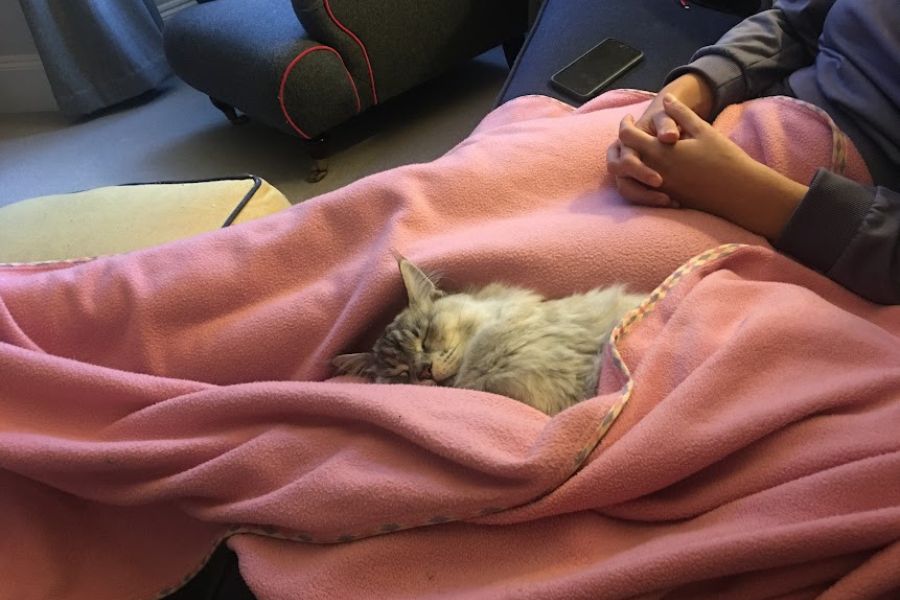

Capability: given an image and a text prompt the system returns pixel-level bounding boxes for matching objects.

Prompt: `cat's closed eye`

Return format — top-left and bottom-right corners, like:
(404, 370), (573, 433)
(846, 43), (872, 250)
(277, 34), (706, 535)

(424, 320), (450, 350)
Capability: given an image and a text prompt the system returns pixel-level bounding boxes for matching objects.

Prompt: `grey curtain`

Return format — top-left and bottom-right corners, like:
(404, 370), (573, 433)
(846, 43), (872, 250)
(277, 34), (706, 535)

(18, 0), (171, 117)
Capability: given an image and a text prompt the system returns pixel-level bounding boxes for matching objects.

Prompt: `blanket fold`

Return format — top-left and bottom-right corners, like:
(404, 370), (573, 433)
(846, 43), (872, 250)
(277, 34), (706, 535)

(1, 91), (897, 600)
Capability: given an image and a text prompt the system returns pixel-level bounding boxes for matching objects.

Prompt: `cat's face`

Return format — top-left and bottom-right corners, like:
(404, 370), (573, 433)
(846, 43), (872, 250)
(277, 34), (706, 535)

(333, 260), (482, 385)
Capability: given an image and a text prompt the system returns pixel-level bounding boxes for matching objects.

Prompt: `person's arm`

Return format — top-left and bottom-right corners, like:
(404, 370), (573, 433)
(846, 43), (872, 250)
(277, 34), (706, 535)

(618, 95), (900, 304)
(669, 0), (835, 118)
(608, 0), (836, 207)
(776, 171), (900, 305)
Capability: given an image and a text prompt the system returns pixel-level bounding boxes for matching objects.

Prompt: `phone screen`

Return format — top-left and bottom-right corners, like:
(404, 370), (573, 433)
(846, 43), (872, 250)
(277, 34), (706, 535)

(551, 39), (643, 100)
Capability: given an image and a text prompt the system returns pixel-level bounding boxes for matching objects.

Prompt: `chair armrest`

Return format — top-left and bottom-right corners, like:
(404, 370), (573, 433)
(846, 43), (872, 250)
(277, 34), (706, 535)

(291, 0), (527, 108)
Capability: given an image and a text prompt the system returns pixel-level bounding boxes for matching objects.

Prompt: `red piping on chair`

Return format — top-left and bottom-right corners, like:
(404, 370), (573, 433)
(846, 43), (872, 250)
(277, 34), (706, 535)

(322, 0), (378, 104)
(278, 45), (362, 140)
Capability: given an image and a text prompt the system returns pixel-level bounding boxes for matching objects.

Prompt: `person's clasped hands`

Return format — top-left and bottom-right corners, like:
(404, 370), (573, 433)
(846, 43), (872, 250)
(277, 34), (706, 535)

(608, 92), (755, 207)
(606, 74), (808, 241)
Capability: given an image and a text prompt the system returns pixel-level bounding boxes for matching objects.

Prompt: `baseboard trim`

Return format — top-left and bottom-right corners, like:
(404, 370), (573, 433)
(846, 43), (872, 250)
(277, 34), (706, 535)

(0, 53), (43, 72)
(0, 53), (58, 113)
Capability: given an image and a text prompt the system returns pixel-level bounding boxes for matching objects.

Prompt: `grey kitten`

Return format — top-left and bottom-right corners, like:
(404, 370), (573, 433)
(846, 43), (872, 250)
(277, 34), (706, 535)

(333, 259), (646, 415)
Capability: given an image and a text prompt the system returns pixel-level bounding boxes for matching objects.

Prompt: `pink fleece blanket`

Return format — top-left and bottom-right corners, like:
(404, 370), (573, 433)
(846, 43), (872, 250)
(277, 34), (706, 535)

(2, 91), (897, 600)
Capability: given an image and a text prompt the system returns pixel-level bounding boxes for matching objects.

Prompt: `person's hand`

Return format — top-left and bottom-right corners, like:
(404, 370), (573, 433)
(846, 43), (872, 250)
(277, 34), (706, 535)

(607, 73), (714, 207)
(619, 94), (756, 209)
(618, 94), (809, 240)
(634, 73), (715, 143)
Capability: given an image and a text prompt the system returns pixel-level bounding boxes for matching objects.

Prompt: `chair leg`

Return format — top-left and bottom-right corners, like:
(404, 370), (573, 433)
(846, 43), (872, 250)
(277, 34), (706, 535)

(209, 97), (249, 125)
(306, 135), (329, 183)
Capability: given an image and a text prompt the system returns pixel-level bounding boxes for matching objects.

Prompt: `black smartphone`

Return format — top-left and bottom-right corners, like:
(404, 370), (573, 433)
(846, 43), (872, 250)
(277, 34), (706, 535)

(550, 38), (644, 102)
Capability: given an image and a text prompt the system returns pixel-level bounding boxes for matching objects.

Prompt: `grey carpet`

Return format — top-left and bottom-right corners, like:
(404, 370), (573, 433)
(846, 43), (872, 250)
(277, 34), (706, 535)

(0, 48), (509, 208)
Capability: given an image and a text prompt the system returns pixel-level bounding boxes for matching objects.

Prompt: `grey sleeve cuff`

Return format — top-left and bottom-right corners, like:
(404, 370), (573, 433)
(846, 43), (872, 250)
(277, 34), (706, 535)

(666, 54), (748, 119)
(774, 169), (875, 274)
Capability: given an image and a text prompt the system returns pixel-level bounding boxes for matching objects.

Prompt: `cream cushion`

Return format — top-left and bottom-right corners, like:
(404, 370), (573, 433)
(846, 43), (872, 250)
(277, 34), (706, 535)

(0, 176), (291, 263)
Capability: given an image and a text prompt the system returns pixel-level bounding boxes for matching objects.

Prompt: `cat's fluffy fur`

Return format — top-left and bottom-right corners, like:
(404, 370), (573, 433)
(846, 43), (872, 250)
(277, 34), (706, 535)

(333, 259), (646, 415)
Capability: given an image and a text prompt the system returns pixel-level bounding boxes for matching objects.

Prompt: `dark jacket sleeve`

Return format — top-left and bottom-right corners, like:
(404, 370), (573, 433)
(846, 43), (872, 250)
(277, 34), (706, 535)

(667, 0), (834, 117)
(775, 169), (900, 304)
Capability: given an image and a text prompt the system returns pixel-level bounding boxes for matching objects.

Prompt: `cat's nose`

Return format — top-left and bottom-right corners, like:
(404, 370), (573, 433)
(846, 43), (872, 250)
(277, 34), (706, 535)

(419, 364), (432, 380)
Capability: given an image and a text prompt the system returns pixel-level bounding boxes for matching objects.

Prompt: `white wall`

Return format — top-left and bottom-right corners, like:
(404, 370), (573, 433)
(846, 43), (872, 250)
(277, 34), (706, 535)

(0, 1), (58, 113)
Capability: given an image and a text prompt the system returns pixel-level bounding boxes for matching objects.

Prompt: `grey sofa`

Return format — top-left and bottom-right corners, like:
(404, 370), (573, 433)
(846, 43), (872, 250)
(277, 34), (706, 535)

(498, 0), (762, 107)
(164, 0), (528, 181)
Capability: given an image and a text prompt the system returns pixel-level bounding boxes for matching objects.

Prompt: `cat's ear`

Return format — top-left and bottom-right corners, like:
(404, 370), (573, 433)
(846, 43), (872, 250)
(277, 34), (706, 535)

(398, 259), (443, 308)
(332, 352), (375, 377)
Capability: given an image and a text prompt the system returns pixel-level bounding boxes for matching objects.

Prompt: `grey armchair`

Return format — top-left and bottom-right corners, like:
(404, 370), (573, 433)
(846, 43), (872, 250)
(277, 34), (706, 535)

(164, 0), (528, 181)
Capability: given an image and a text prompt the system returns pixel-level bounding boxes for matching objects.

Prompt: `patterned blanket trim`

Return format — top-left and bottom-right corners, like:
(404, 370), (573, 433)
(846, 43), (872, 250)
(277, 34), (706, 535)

(149, 243), (748, 598)
(584, 242), (746, 468)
